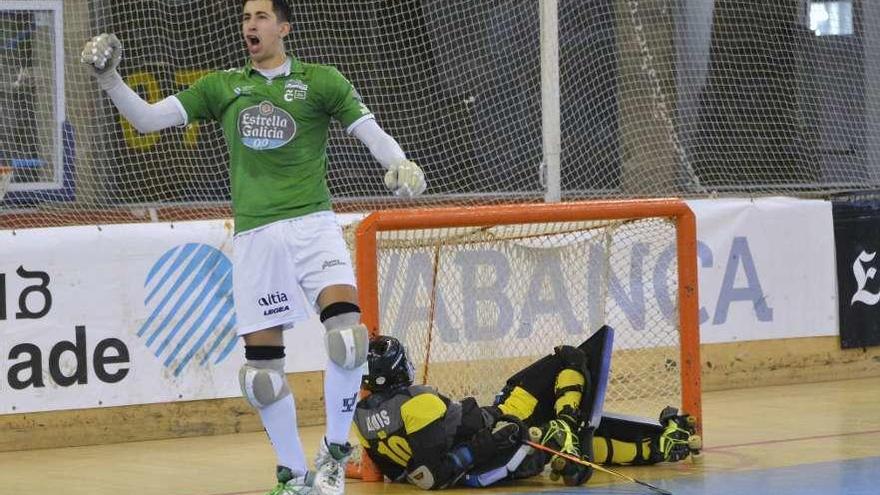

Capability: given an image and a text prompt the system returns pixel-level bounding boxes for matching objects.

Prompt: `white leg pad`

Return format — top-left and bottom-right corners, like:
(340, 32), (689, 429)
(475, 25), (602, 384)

(325, 323), (369, 370)
(239, 358), (291, 409)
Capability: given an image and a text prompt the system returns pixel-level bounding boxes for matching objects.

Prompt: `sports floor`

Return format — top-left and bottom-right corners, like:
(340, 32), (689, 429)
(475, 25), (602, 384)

(3, 376), (879, 495)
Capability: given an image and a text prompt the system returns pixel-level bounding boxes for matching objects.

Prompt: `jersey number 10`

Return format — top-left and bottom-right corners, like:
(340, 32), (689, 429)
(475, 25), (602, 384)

(376, 435), (412, 467)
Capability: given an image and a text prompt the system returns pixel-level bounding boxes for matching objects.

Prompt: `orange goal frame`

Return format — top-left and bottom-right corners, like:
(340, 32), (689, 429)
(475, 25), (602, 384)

(352, 199), (701, 481)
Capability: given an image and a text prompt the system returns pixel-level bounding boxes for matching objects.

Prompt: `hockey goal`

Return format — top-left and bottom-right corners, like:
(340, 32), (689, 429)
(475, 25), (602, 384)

(354, 199), (701, 434)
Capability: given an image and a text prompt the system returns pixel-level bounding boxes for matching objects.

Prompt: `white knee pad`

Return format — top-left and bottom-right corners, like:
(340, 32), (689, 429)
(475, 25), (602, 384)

(325, 323), (369, 370)
(239, 359), (291, 409)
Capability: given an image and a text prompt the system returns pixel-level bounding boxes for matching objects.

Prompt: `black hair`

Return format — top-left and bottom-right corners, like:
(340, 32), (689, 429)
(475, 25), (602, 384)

(242, 0), (291, 23)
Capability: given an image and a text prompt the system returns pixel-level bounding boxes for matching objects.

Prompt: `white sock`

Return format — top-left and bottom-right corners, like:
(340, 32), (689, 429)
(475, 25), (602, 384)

(259, 393), (308, 475)
(323, 360), (364, 445)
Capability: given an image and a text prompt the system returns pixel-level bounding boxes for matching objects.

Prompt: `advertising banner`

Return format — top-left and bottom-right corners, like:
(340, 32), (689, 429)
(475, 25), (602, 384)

(0, 220), (328, 415)
(376, 197), (839, 361)
(687, 197), (838, 343)
(0, 200), (841, 413)
(832, 200), (880, 348)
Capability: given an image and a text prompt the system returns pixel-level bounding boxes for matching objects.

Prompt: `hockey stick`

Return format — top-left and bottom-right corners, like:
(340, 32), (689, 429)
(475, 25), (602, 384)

(525, 439), (673, 495)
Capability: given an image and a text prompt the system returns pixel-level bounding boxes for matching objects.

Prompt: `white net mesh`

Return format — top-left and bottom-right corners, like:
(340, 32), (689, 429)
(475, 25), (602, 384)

(2, 1), (880, 229)
(360, 215), (687, 420)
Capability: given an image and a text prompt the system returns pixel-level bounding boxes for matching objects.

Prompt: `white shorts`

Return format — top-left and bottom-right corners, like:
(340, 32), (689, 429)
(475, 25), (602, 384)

(232, 211), (356, 336)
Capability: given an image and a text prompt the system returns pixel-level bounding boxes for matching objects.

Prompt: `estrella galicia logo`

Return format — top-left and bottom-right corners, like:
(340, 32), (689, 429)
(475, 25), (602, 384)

(238, 100), (296, 150)
(851, 250), (880, 306)
(258, 291), (290, 316)
(138, 243), (237, 376)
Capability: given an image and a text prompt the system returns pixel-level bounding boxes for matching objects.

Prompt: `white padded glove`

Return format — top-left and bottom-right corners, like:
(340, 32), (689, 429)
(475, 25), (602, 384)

(384, 159), (426, 197)
(81, 33), (122, 75)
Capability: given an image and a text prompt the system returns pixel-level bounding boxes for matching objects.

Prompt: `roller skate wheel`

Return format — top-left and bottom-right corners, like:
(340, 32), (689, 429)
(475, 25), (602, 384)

(528, 426), (543, 443)
(685, 415), (697, 427)
(549, 471), (561, 481)
(688, 434), (703, 451)
(550, 456), (567, 473)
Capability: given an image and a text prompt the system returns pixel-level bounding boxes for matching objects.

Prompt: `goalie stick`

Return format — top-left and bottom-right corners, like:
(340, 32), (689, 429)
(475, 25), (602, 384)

(526, 429), (674, 495)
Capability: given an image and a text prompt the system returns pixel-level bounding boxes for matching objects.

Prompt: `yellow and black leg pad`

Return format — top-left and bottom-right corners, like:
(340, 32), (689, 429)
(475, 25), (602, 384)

(496, 386), (540, 422)
(554, 370), (585, 420)
(592, 409), (696, 465)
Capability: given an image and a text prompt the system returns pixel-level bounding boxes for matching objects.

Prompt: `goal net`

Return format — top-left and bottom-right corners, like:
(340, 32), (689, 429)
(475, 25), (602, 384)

(353, 199), (701, 428)
(2, 1), (879, 229)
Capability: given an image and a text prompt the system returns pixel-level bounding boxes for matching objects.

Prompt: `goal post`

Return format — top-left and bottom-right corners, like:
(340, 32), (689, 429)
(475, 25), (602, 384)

(354, 198), (701, 436)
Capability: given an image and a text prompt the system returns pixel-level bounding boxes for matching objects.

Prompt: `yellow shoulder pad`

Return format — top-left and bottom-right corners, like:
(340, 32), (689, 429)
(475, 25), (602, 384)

(400, 393), (447, 434)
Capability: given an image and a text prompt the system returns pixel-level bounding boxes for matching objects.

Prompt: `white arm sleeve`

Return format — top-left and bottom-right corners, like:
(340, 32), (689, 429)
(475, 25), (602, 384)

(350, 118), (407, 170)
(98, 70), (186, 133)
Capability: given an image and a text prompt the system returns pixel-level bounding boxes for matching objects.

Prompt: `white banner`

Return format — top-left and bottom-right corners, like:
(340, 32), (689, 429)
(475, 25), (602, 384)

(0, 220), (329, 415)
(687, 197), (838, 343)
(0, 201), (839, 413)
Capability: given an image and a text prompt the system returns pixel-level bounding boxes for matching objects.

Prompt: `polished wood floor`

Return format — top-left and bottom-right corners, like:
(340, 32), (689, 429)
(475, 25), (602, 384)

(2, 376), (879, 495)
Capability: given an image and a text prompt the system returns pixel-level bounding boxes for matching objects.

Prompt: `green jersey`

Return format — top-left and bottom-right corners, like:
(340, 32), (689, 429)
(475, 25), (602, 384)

(175, 55), (372, 234)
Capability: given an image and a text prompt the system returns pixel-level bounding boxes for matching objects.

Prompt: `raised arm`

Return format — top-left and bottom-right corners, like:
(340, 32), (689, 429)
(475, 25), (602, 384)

(81, 34), (185, 133)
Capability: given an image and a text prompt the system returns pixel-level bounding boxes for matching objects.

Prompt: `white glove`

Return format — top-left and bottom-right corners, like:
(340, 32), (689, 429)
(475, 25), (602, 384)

(81, 33), (122, 75)
(384, 159), (426, 197)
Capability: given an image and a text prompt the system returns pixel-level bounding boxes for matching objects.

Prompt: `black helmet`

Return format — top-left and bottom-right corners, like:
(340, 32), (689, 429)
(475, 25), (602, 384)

(363, 335), (414, 392)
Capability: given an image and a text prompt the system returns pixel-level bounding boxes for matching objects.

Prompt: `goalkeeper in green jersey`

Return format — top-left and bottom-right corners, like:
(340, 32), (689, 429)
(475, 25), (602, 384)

(81, 1), (425, 494)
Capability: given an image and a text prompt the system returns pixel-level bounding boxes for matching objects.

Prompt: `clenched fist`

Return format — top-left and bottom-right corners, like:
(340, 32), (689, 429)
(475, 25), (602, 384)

(384, 159), (426, 197)
(81, 33), (122, 75)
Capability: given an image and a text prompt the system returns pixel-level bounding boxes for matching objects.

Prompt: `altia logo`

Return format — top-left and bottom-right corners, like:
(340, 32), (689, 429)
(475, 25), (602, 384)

(851, 250), (880, 306)
(258, 291), (288, 306)
(258, 291), (290, 316)
(138, 243), (238, 376)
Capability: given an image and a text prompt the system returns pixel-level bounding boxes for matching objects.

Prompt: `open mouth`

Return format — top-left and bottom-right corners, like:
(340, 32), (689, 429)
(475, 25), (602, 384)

(246, 35), (261, 53)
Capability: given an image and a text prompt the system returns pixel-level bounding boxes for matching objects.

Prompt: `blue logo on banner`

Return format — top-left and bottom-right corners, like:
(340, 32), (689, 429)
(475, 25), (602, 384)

(138, 243), (237, 376)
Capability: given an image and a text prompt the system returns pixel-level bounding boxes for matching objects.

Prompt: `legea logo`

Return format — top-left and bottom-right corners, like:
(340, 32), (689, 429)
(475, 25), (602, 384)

(138, 243), (237, 376)
(851, 250), (880, 306)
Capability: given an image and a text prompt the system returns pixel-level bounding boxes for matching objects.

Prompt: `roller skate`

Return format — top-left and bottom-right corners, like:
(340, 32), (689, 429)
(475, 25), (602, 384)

(266, 466), (315, 495)
(533, 419), (593, 486)
(653, 406), (702, 463)
(314, 438), (352, 495)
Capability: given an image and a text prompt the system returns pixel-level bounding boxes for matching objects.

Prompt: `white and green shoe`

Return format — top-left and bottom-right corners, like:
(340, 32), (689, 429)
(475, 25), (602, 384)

(314, 438), (352, 495)
(267, 466), (315, 495)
